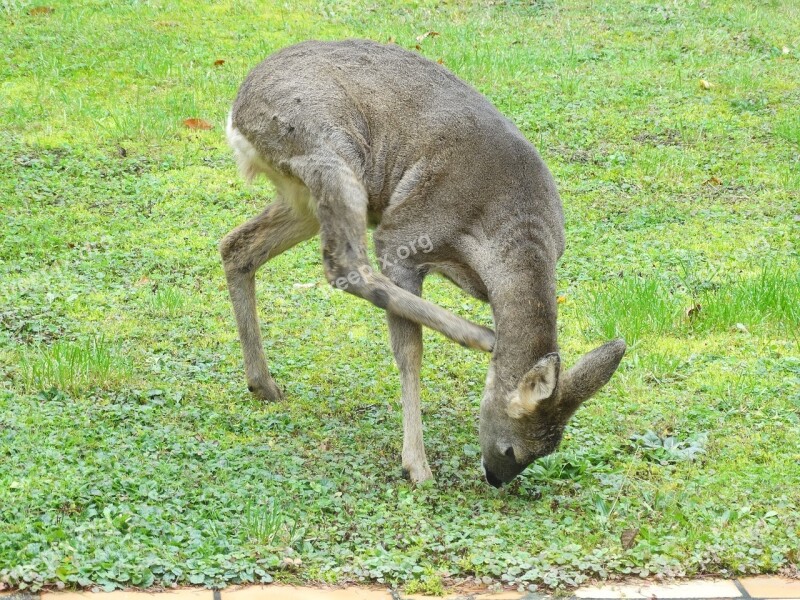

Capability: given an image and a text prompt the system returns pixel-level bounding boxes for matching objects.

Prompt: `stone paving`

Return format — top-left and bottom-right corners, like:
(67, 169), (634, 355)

(2, 576), (800, 600)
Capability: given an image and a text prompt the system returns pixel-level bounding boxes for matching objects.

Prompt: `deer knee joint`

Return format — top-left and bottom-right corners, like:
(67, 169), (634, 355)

(220, 231), (256, 277)
(219, 234), (240, 271)
(219, 232), (236, 263)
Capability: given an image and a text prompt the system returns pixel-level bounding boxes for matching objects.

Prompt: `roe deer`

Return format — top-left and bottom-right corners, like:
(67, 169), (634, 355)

(220, 39), (626, 486)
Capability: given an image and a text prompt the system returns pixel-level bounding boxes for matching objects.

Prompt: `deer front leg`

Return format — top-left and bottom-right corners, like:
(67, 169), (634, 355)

(220, 200), (319, 401)
(383, 266), (432, 483)
(390, 314), (432, 483)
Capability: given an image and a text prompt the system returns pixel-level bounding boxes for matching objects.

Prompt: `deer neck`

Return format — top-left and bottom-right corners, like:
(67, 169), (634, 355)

(486, 258), (559, 388)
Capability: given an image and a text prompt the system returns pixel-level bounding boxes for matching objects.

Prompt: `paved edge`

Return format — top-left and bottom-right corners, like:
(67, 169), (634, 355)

(1, 576), (799, 600)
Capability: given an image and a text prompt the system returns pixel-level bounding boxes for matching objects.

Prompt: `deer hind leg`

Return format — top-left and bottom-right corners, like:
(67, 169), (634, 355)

(381, 263), (432, 483)
(220, 200), (319, 401)
(288, 155), (496, 353)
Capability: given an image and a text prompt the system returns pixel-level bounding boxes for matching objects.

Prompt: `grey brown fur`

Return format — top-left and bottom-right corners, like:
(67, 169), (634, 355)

(220, 39), (625, 485)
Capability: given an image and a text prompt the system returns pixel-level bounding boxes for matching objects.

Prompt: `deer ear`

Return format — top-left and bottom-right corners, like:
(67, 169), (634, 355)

(506, 353), (560, 419)
(559, 339), (626, 416)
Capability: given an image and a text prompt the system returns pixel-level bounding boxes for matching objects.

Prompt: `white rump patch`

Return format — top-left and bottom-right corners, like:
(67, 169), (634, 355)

(226, 112), (316, 218)
(226, 112), (267, 183)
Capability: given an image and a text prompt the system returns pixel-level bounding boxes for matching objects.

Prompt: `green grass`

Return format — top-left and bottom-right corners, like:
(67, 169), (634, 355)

(148, 286), (188, 317)
(698, 269), (800, 337)
(19, 336), (129, 394)
(242, 499), (299, 548)
(582, 276), (681, 344)
(1, 0), (799, 594)
(776, 114), (800, 146)
(580, 267), (800, 345)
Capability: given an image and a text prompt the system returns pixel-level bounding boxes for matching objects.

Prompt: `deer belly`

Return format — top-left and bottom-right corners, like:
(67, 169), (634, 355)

(430, 262), (488, 302)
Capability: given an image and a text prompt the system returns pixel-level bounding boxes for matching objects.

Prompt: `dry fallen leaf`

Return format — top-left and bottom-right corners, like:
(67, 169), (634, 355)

(416, 31), (440, 42)
(183, 118), (213, 130)
(437, 57), (444, 64)
(704, 176), (722, 186)
(29, 6), (54, 15)
(700, 79), (714, 90)
(557, 295), (567, 304)
(213, 59), (225, 67)
(621, 528), (639, 550)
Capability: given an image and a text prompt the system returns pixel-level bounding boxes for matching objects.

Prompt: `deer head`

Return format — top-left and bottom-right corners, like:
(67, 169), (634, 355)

(480, 338), (626, 487)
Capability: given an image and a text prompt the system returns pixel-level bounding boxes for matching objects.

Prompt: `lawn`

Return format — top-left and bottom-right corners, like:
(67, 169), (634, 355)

(1, 0), (799, 594)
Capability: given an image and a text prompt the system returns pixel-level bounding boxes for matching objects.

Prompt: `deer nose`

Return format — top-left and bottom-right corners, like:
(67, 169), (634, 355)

(485, 469), (503, 488)
(481, 458), (503, 488)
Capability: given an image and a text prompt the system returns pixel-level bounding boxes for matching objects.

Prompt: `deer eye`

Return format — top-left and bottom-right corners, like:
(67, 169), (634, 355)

(504, 446), (515, 459)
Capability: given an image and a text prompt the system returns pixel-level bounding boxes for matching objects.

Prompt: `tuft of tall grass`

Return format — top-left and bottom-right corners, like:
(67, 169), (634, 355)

(698, 268), (799, 337)
(148, 286), (186, 317)
(20, 336), (129, 394)
(242, 499), (299, 547)
(581, 276), (681, 344)
(775, 114), (800, 146)
(580, 267), (799, 345)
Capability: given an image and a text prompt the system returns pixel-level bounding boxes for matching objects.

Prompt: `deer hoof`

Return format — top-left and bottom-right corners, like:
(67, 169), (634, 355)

(247, 378), (284, 402)
(402, 461), (433, 484)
